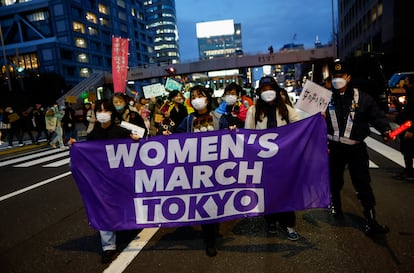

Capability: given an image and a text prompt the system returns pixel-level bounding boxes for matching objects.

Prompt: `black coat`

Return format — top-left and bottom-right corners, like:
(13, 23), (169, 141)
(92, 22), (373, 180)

(326, 85), (391, 141)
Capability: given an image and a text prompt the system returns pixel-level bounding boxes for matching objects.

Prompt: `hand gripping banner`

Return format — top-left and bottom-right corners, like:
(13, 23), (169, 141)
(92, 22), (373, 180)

(70, 114), (330, 230)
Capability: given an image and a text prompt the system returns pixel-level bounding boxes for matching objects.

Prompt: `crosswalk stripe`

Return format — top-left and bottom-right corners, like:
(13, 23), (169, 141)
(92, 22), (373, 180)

(365, 137), (404, 167)
(0, 149), (63, 167)
(13, 151), (70, 167)
(43, 158), (71, 167)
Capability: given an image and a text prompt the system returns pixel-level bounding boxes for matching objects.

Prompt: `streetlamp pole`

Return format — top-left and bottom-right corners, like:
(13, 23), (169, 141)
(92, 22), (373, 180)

(331, 0), (337, 58)
(0, 24), (12, 92)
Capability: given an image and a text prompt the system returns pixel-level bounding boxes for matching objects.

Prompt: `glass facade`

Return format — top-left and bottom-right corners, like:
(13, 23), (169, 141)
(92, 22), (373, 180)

(196, 20), (243, 61)
(144, 0), (180, 64)
(0, 0), (155, 87)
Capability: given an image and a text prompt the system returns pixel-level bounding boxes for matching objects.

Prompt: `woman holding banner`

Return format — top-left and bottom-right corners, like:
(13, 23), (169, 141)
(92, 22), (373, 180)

(244, 76), (301, 241)
(175, 85), (221, 257)
(69, 99), (141, 263)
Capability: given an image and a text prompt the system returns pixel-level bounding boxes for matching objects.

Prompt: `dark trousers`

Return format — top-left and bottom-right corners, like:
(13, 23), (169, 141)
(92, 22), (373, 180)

(328, 141), (376, 212)
(400, 136), (414, 176)
(201, 223), (219, 246)
(265, 211), (296, 228)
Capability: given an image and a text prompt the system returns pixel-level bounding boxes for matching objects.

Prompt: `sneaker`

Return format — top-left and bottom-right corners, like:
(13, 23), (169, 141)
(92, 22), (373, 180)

(101, 249), (117, 264)
(364, 222), (389, 236)
(406, 175), (414, 181)
(267, 223), (278, 234)
(50, 143), (56, 148)
(330, 206), (344, 219)
(7, 145), (13, 148)
(286, 227), (299, 241)
(18, 143), (24, 147)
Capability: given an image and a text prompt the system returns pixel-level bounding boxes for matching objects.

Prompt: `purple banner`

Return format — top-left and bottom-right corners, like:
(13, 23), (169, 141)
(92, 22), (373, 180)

(70, 114), (330, 230)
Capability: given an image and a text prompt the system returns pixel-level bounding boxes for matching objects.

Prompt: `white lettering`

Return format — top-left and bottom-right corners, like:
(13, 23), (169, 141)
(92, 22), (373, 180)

(106, 143), (139, 168)
(257, 133), (279, 158)
(200, 136), (218, 162)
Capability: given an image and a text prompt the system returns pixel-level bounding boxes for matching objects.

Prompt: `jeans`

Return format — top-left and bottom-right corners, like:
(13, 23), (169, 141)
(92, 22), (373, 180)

(100, 230), (116, 251)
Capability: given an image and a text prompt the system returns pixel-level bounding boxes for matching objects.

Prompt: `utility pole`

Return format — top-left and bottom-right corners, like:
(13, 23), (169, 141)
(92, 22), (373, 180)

(0, 24), (12, 92)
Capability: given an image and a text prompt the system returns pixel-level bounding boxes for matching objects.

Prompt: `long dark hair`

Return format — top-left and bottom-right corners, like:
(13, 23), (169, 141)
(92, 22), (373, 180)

(255, 82), (290, 124)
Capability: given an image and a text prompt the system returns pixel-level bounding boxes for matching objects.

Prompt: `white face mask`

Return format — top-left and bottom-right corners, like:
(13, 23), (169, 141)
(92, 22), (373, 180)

(332, 78), (347, 89)
(96, 112), (111, 123)
(223, 95), (238, 105)
(260, 90), (277, 102)
(191, 97), (207, 111)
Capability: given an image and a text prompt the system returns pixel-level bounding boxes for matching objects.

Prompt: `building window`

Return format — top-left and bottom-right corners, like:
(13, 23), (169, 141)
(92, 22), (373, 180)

(80, 68), (90, 77)
(73, 21), (85, 33)
(75, 38), (87, 48)
(99, 18), (110, 27)
(117, 0), (125, 8)
(71, 6), (82, 18)
(88, 26), (98, 36)
(98, 3), (109, 15)
(27, 11), (48, 22)
(78, 53), (88, 63)
(86, 12), (97, 24)
(10, 53), (39, 71)
(60, 49), (73, 60)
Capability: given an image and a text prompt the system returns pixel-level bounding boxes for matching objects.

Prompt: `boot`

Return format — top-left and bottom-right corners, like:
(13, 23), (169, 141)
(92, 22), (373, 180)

(363, 209), (389, 236)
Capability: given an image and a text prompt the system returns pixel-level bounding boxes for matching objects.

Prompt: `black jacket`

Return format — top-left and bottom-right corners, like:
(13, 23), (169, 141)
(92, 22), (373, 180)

(326, 85), (391, 142)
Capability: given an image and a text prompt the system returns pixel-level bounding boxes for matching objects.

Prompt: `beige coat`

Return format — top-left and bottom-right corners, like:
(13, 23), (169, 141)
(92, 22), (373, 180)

(244, 104), (300, 129)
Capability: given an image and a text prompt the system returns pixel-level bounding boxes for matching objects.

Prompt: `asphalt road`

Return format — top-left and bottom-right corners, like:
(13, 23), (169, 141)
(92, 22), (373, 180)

(0, 134), (413, 273)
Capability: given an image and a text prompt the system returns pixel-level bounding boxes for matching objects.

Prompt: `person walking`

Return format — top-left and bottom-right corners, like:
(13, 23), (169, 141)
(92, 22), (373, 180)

(244, 76), (300, 241)
(49, 104), (65, 149)
(395, 74), (414, 180)
(325, 60), (391, 236)
(61, 102), (78, 145)
(175, 85), (221, 257)
(32, 104), (50, 144)
(4, 106), (24, 147)
(219, 82), (247, 130)
(85, 102), (96, 135)
(69, 99), (141, 264)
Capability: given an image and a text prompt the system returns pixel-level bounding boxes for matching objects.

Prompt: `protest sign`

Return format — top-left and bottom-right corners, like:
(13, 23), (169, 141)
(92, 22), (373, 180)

(295, 80), (332, 115)
(142, 83), (166, 98)
(70, 114), (330, 230)
(165, 78), (183, 91)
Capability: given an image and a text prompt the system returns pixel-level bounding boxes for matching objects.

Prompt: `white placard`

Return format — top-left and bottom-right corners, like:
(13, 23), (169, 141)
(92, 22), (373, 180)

(295, 80), (332, 115)
(142, 83), (166, 98)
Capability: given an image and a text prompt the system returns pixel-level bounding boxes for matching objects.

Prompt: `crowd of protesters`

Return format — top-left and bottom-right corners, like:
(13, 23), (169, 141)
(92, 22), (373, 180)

(1, 63), (402, 262)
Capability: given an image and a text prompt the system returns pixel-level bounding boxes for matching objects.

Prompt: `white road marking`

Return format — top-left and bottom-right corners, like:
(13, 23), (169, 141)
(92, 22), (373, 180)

(0, 171), (72, 202)
(103, 228), (160, 273)
(43, 158), (71, 167)
(13, 151), (70, 167)
(365, 137), (404, 167)
(0, 149), (63, 167)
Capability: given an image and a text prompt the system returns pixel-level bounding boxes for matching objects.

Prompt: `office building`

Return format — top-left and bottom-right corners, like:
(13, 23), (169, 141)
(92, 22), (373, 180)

(0, 0), (155, 96)
(196, 19), (242, 61)
(337, 0), (414, 73)
(144, 0), (180, 64)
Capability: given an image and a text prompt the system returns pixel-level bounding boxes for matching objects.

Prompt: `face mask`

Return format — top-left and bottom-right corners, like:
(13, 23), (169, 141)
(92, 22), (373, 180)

(176, 98), (184, 104)
(129, 101), (135, 106)
(260, 90), (277, 102)
(191, 97), (208, 111)
(115, 105), (124, 111)
(332, 78), (347, 89)
(224, 95), (238, 105)
(96, 112), (111, 123)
